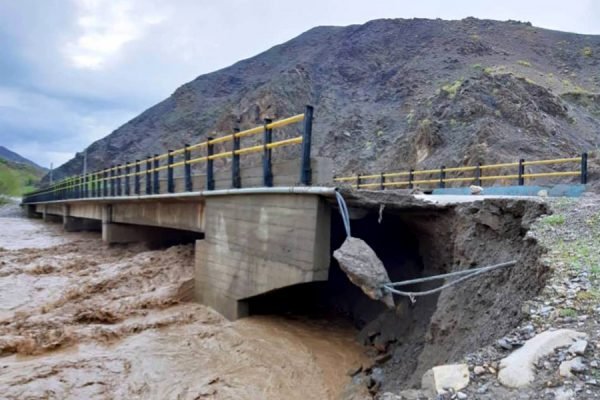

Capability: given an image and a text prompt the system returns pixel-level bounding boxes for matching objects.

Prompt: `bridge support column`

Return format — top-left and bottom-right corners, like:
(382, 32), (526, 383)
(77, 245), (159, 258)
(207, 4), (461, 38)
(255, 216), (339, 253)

(25, 205), (42, 218)
(194, 193), (331, 320)
(42, 205), (63, 223)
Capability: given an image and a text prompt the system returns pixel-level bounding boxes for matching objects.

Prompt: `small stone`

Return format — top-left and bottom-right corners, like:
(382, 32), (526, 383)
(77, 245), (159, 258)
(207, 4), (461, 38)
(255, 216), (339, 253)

(421, 364), (470, 395)
(559, 357), (586, 377)
(497, 338), (513, 350)
(473, 366), (486, 375)
(456, 392), (468, 399)
(488, 367), (496, 374)
(590, 360), (598, 368)
(568, 340), (588, 355)
(476, 384), (488, 394)
(375, 353), (392, 364)
(347, 365), (363, 377)
(469, 185), (483, 195)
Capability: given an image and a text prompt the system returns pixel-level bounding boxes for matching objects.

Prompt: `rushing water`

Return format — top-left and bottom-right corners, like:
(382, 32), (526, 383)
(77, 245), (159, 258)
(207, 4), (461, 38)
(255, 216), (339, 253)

(0, 215), (366, 399)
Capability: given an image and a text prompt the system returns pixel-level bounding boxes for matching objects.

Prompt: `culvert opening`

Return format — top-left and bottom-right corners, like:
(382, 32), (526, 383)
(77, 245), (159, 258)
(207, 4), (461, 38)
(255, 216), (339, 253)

(243, 193), (550, 393)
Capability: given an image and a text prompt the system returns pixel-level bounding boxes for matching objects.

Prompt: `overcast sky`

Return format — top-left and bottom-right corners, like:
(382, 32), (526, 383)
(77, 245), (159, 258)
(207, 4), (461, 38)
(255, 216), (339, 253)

(1, 0), (599, 168)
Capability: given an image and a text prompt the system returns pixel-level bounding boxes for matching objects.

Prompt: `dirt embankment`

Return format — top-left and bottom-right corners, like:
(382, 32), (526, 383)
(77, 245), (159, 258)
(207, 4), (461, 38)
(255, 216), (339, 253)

(0, 218), (365, 400)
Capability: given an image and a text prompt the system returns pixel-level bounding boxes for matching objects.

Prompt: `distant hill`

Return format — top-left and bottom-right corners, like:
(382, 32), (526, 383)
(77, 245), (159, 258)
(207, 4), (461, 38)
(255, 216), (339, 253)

(0, 146), (46, 170)
(0, 147), (46, 196)
(48, 17), (600, 183)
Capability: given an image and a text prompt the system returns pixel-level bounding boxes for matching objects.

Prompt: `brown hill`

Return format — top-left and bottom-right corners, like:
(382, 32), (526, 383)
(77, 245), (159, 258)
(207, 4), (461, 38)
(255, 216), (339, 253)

(47, 17), (600, 184)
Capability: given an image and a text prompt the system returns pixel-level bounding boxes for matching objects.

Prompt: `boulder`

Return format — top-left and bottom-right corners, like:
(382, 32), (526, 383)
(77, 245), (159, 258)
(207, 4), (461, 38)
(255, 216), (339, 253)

(333, 237), (394, 308)
(421, 363), (470, 395)
(498, 329), (587, 388)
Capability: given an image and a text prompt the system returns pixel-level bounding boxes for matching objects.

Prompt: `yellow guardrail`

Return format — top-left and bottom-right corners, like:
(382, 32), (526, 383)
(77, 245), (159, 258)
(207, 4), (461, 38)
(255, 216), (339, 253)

(334, 154), (588, 190)
(24, 108), (311, 200)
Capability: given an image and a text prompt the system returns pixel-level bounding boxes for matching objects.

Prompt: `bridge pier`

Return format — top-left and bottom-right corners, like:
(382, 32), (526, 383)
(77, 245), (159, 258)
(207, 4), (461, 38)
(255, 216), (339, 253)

(194, 193), (331, 320)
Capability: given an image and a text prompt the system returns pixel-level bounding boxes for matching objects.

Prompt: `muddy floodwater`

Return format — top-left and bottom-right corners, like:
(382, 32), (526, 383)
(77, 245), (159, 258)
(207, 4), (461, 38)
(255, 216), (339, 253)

(0, 216), (366, 399)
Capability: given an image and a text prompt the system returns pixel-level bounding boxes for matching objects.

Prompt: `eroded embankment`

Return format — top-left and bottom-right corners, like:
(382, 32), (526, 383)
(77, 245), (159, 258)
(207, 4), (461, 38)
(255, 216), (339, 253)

(327, 192), (551, 395)
(0, 218), (365, 400)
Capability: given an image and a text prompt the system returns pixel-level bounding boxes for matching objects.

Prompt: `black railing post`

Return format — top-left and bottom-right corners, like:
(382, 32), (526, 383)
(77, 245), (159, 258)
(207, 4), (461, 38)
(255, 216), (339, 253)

(518, 158), (525, 186)
(116, 164), (122, 196)
(300, 105), (313, 185)
(206, 137), (215, 190)
(110, 166), (115, 196)
(167, 150), (174, 193)
(356, 174), (361, 189)
(125, 164), (131, 196)
(184, 145), (192, 192)
(408, 169), (414, 189)
(263, 119), (273, 187)
(145, 157), (152, 195)
(475, 163), (482, 186)
(232, 129), (241, 188)
(380, 172), (385, 190)
(134, 161), (141, 195)
(103, 171), (108, 197)
(153, 154), (159, 194)
(439, 166), (446, 189)
(581, 152), (588, 184)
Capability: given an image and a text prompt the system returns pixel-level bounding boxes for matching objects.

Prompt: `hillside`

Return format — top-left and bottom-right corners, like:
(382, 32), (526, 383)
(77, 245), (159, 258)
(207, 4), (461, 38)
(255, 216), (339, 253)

(47, 17), (600, 183)
(0, 148), (46, 196)
(0, 146), (45, 170)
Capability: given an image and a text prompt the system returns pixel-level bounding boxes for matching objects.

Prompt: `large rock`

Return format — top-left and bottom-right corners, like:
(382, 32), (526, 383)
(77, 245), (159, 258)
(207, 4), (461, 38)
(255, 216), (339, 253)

(421, 364), (470, 395)
(498, 329), (587, 388)
(333, 237), (394, 308)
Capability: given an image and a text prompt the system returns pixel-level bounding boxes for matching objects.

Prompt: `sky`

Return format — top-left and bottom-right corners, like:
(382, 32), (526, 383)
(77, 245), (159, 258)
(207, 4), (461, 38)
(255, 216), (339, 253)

(0, 0), (599, 168)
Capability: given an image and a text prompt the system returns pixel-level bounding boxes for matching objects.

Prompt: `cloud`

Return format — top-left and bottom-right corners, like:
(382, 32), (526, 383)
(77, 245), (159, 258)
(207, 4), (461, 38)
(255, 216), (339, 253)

(0, 0), (599, 170)
(64, 0), (166, 70)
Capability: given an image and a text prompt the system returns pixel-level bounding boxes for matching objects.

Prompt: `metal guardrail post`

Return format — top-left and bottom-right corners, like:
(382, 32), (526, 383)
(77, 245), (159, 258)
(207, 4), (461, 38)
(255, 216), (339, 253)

(263, 120), (273, 187)
(110, 166), (116, 196)
(439, 166), (446, 188)
(518, 159), (525, 186)
(125, 165), (131, 196)
(184, 144), (192, 192)
(356, 174), (361, 189)
(380, 172), (385, 190)
(153, 154), (159, 194)
(134, 161), (140, 195)
(116, 164), (122, 196)
(145, 157), (152, 195)
(207, 137), (215, 190)
(300, 105), (313, 185)
(232, 129), (241, 188)
(475, 163), (482, 186)
(408, 168), (414, 189)
(581, 152), (588, 184)
(103, 171), (108, 197)
(167, 150), (174, 193)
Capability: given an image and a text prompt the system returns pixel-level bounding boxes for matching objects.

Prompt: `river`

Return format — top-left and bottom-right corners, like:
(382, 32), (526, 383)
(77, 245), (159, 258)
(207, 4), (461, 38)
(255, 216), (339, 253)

(0, 212), (367, 399)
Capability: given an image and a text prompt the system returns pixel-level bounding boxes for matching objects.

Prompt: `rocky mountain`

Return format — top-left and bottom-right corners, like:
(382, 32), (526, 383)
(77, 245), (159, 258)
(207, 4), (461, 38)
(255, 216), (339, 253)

(47, 17), (600, 184)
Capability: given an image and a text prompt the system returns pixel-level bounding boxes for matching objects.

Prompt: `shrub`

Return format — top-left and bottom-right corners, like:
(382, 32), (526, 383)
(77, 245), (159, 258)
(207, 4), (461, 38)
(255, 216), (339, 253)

(582, 47), (593, 57)
(517, 60), (532, 67)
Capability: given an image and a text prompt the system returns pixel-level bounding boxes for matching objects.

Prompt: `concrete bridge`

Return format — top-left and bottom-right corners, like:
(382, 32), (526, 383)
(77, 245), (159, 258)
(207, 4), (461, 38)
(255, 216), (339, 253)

(24, 185), (334, 320)
(21, 106), (590, 319)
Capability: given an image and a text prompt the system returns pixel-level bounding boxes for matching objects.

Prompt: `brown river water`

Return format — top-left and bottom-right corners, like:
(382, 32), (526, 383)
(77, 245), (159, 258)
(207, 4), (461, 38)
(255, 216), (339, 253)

(0, 216), (367, 399)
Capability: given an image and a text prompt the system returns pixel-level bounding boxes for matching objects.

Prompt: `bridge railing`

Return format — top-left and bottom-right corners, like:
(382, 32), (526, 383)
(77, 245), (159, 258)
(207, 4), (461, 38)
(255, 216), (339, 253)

(334, 153), (588, 190)
(23, 105), (314, 203)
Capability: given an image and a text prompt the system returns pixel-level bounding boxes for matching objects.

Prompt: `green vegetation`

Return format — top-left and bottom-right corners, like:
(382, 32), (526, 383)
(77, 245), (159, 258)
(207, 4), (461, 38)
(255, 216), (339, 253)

(582, 47), (593, 57)
(471, 63), (482, 70)
(441, 80), (462, 98)
(517, 60), (532, 67)
(0, 159), (43, 196)
(559, 307), (578, 318)
(541, 214), (565, 226)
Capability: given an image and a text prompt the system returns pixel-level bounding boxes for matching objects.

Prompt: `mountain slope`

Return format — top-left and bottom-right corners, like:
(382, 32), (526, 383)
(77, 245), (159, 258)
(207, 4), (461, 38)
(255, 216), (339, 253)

(0, 146), (46, 171)
(0, 147), (46, 195)
(48, 17), (600, 183)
